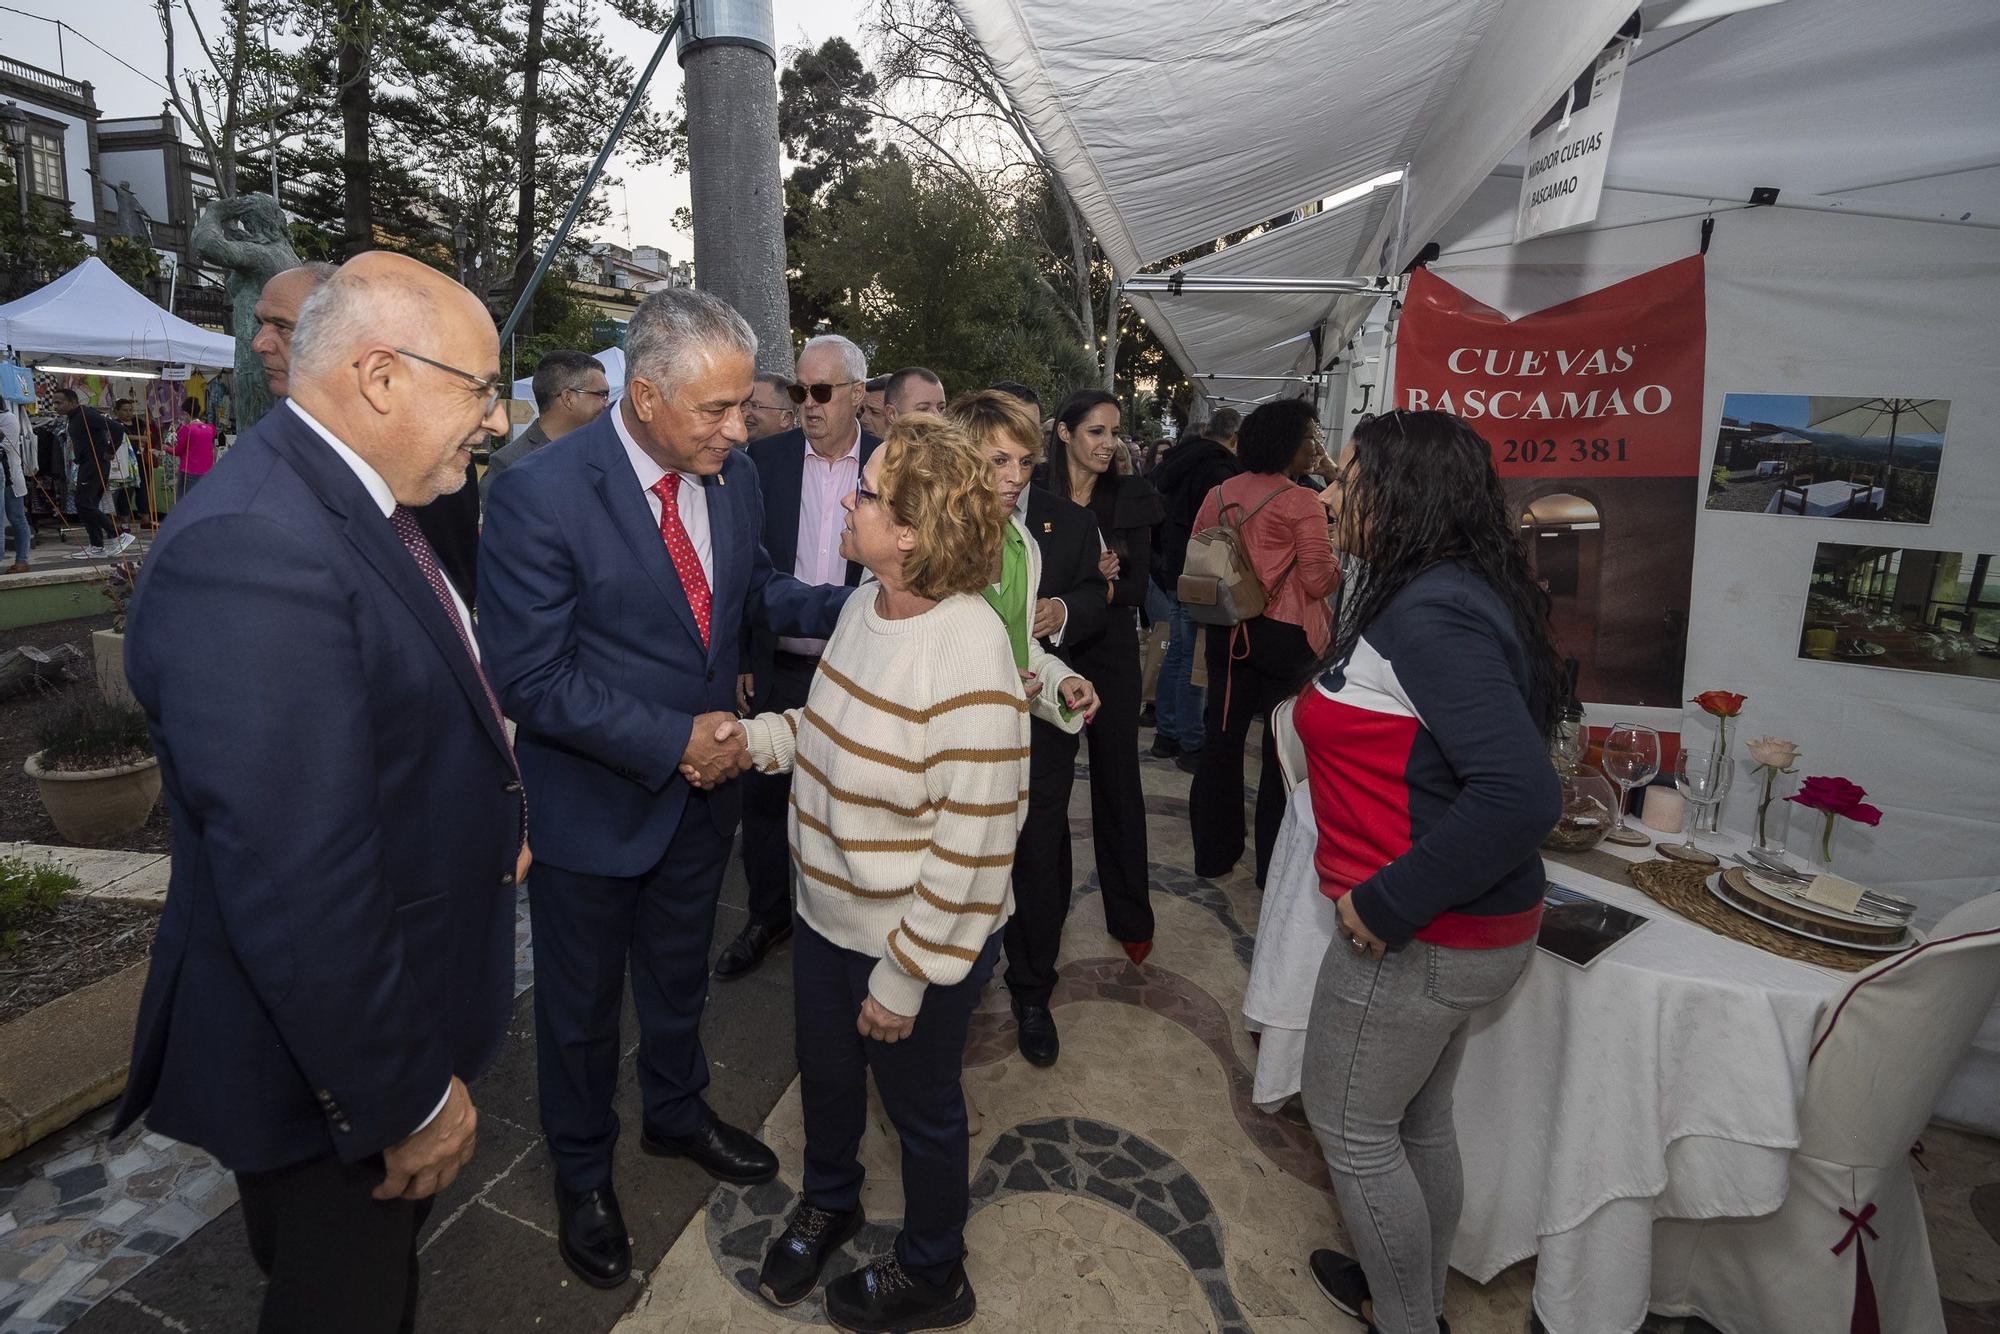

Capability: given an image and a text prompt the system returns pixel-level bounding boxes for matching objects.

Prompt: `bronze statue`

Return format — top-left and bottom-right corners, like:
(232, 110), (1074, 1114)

(192, 193), (299, 431)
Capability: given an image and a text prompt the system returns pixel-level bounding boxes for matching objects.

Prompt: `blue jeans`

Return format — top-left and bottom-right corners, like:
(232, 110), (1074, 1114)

(3, 490), (29, 565)
(1155, 599), (1206, 751)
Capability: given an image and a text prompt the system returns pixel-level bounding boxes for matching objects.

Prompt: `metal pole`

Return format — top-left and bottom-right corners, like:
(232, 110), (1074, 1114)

(497, 4), (685, 348)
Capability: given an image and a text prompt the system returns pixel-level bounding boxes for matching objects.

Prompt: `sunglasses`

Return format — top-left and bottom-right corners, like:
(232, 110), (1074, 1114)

(787, 379), (860, 405)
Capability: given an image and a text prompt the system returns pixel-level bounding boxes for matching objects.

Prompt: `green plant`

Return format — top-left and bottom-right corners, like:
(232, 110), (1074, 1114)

(0, 854), (78, 952)
(32, 695), (154, 773)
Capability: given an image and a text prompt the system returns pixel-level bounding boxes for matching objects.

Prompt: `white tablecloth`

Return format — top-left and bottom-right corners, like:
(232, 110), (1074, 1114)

(1246, 784), (1844, 1334)
(1764, 481), (1886, 515)
(1754, 458), (1786, 477)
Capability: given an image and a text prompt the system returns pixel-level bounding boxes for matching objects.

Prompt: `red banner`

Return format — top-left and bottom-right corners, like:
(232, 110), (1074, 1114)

(1393, 257), (1708, 709)
(1395, 255), (1706, 478)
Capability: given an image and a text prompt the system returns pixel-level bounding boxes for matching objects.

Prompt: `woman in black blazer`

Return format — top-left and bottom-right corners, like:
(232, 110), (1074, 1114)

(1043, 390), (1165, 965)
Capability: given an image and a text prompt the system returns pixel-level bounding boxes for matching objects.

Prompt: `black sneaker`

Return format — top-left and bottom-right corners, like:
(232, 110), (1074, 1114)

(1149, 733), (1181, 758)
(1138, 701), (1157, 728)
(1309, 1248), (1368, 1319)
(823, 1255), (975, 1333)
(758, 1202), (864, 1307)
(1174, 747), (1203, 774)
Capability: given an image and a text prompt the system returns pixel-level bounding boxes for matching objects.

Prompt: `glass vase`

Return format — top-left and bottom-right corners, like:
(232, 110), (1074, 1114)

(1695, 716), (1730, 833)
(1752, 768), (1795, 855)
(1804, 813), (1839, 877)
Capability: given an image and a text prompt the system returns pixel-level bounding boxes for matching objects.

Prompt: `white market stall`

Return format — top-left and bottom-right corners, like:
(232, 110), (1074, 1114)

(0, 257), (234, 369)
(956, 0), (2000, 1327)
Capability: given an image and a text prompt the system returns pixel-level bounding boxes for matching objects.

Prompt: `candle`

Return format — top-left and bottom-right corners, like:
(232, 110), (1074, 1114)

(1642, 786), (1685, 833)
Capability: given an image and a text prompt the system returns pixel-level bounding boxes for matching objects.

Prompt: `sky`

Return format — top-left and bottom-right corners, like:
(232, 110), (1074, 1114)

(1, 0), (870, 259)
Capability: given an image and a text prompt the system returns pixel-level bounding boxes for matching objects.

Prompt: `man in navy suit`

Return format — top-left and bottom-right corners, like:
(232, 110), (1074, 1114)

(118, 252), (524, 1333)
(714, 333), (878, 981)
(478, 288), (849, 1289)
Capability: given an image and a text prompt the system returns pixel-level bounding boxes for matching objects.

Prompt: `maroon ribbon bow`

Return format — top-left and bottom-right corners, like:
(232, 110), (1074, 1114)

(1831, 1203), (1880, 1334)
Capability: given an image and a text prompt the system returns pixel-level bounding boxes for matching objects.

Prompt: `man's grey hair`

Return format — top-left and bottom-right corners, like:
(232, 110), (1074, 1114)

(624, 288), (756, 398)
(1207, 407), (1243, 440)
(290, 267), (440, 385)
(800, 333), (867, 383)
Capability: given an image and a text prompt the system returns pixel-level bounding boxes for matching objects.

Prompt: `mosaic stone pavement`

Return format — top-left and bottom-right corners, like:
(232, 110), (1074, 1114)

(0, 889), (537, 1332)
(5, 738), (1999, 1331)
(615, 746), (2000, 1334)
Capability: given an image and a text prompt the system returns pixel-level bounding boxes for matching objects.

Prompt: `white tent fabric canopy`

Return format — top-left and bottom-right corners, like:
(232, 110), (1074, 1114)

(957, 0), (1635, 391)
(509, 345), (626, 408)
(0, 257), (235, 368)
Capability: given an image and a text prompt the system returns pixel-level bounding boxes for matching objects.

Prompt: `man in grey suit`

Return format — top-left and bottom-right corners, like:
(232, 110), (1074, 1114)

(480, 350), (610, 500)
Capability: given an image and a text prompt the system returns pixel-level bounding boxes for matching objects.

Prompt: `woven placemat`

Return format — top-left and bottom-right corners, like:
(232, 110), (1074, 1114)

(1624, 858), (1880, 971)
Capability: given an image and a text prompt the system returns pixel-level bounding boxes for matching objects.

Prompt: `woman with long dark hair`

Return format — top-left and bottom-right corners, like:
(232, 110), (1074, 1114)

(1187, 398), (1340, 886)
(1295, 410), (1563, 1334)
(1043, 389), (1165, 965)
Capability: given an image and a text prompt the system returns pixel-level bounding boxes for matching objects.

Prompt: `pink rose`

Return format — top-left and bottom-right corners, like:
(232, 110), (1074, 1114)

(1745, 736), (1800, 770)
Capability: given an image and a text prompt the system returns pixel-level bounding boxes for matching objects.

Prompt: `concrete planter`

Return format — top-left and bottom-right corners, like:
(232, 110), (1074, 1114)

(92, 629), (134, 707)
(23, 750), (160, 844)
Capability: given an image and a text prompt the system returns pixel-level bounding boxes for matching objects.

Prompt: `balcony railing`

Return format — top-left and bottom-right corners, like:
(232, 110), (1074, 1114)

(0, 55), (90, 101)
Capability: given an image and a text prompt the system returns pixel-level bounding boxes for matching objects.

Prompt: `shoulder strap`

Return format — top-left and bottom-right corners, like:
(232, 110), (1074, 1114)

(1218, 480), (1297, 532)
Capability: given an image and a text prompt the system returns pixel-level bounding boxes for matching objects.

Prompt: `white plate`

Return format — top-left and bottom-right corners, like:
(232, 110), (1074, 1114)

(1737, 869), (1906, 928)
(1706, 874), (1923, 954)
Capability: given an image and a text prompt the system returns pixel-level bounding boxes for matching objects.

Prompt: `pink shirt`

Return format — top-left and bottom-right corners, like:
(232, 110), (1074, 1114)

(172, 420), (218, 475)
(1193, 472), (1339, 653)
(776, 426), (862, 656)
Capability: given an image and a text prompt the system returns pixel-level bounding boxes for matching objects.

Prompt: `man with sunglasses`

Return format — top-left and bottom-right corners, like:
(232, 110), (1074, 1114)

(480, 350), (610, 501)
(116, 252), (523, 1333)
(714, 333), (880, 982)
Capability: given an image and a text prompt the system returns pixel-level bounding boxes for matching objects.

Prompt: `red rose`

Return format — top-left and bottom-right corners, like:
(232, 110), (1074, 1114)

(1789, 775), (1870, 816)
(1847, 803), (1884, 827)
(1692, 690), (1747, 718)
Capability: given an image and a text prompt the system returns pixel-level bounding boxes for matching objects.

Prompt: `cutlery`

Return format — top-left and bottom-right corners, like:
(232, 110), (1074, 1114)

(1733, 854), (1915, 919)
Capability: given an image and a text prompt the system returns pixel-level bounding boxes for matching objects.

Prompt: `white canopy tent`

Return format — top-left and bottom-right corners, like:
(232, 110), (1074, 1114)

(509, 345), (626, 408)
(0, 257), (235, 368)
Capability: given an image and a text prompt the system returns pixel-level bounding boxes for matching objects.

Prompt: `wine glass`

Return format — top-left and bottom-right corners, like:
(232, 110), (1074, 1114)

(1598, 723), (1660, 843)
(1672, 747), (1733, 861)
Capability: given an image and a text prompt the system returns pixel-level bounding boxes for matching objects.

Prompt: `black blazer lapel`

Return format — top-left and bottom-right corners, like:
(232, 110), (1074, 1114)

(262, 411), (515, 767)
(584, 422), (705, 651)
(701, 468), (737, 667)
(763, 434), (805, 574)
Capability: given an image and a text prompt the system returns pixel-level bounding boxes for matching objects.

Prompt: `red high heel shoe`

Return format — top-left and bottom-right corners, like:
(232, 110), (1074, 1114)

(1121, 940), (1152, 967)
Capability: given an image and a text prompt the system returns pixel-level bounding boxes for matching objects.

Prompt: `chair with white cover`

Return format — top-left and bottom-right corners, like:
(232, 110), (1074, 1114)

(1647, 892), (2000, 1334)
(1269, 694), (1307, 792)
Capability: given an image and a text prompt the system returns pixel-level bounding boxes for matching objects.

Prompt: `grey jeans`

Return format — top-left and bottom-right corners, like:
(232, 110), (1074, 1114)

(1301, 933), (1535, 1334)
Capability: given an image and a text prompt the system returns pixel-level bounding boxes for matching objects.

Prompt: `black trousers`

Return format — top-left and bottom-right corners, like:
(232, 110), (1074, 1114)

(794, 918), (998, 1284)
(1073, 607), (1154, 944)
(72, 476), (114, 547)
(236, 1155), (434, 1334)
(1003, 716), (1081, 1007)
(739, 650), (819, 930)
(529, 802), (732, 1191)
(1191, 616), (1315, 885)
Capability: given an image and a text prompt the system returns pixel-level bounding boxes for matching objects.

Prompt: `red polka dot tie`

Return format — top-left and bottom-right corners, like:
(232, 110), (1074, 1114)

(651, 473), (711, 649)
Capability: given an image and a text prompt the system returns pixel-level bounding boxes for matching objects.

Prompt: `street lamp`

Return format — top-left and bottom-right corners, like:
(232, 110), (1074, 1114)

(0, 101), (28, 223)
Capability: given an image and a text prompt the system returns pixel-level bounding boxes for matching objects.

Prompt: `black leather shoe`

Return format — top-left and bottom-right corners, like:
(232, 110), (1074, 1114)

(1011, 1000), (1059, 1068)
(554, 1183), (631, 1289)
(1138, 701), (1157, 728)
(642, 1114), (779, 1184)
(758, 1202), (864, 1307)
(1148, 734), (1181, 758)
(824, 1256), (975, 1334)
(713, 919), (793, 981)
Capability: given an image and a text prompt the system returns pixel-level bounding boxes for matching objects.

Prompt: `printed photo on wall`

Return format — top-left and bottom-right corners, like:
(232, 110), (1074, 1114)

(1707, 393), (1947, 523)
(1799, 543), (2000, 682)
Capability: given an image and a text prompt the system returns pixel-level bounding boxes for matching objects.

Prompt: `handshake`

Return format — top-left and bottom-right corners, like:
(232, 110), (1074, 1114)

(679, 711), (750, 790)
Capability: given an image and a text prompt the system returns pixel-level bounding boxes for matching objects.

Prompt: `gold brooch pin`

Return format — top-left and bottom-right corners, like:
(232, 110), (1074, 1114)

(1042, 522), (1053, 533)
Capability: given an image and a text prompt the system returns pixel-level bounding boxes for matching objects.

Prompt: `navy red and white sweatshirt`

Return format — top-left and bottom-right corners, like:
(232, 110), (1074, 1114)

(1295, 560), (1562, 950)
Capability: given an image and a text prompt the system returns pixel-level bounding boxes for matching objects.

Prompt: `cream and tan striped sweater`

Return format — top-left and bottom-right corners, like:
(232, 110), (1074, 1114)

(740, 590), (1030, 1016)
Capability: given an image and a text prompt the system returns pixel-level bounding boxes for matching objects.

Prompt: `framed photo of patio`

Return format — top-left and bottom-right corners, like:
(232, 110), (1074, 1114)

(1706, 392), (1948, 524)
(1798, 543), (2000, 682)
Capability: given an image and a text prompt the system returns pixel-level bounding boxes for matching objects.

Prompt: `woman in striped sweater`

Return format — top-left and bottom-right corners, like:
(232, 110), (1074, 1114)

(726, 413), (1030, 1334)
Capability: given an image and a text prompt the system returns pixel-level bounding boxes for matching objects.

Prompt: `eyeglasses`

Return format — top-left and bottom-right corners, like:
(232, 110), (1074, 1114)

(854, 480), (883, 505)
(359, 347), (506, 415)
(787, 379), (860, 405)
(568, 386), (611, 401)
(745, 399), (795, 418)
